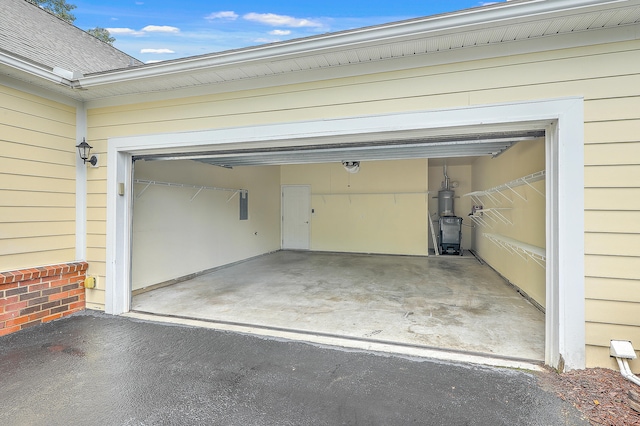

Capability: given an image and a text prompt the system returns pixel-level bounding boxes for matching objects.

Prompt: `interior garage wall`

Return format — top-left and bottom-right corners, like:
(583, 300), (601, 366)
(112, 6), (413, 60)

(280, 160), (429, 255)
(131, 160), (281, 290)
(86, 38), (640, 370)
(470, 139), (546, 308)
(0, 84), (77, 271)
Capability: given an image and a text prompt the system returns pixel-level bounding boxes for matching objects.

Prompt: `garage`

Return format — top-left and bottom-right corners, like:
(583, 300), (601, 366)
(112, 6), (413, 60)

(104, 105), (564, 365)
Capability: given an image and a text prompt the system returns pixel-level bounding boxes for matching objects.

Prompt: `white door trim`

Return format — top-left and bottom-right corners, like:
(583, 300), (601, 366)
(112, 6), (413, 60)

(105, 97), (585, 370)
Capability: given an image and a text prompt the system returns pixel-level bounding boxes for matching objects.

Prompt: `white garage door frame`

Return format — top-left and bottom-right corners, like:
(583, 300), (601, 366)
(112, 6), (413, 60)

(105, 97), (585, 370)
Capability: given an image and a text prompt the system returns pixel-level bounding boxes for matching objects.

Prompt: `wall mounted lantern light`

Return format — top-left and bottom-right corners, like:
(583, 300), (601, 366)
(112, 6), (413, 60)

(76, 138), (98, 166)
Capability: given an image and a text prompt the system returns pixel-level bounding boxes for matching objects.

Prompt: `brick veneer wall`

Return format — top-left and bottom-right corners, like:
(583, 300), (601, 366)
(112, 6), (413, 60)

(0, 262), (88, 336)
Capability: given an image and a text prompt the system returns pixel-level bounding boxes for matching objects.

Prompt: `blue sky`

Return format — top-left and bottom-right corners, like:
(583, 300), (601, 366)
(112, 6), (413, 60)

(72, 1), (504, 63)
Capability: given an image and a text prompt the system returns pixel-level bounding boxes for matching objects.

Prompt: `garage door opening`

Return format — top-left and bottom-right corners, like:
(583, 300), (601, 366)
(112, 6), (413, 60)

(127, 132), (546, 364)
(106, 100), (585, 370)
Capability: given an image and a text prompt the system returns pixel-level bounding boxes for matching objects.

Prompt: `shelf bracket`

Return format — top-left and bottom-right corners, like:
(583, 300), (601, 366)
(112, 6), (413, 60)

(190, 187), (204, 202)
(136, 181), (152, 199)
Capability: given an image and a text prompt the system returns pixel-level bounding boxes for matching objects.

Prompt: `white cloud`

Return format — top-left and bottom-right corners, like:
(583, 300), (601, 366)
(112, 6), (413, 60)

(106, 26), (180, 37)
(269, 29), (291, 36)
(243, 13), (323, 28)
(254, 38), (280, 44)
(205, 11), (238, 21)
(142, 25), (180, 33)
(145, 60), (162, 64)
(106, 27), (144, 36)
(140, 48), (175, 54)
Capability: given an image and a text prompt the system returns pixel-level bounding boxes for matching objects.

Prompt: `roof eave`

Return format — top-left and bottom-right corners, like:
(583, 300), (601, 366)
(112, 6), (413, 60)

(0, 51), (71, 86)
(76, 0), (629, 89)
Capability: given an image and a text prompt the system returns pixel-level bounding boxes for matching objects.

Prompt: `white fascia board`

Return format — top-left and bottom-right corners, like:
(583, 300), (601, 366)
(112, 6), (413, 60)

(0, 52), (71, 86)
(76, 0), (632, 88)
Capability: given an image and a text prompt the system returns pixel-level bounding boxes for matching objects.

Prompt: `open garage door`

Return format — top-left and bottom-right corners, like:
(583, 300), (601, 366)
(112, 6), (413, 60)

(107, 101), (586, 370)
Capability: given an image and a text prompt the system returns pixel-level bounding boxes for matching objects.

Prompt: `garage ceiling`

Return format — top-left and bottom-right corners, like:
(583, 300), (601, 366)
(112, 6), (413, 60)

(137, 130), (544, 167)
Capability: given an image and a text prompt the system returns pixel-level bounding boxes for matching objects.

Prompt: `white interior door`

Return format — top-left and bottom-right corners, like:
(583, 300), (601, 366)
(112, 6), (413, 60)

(282, 185), (311, 250)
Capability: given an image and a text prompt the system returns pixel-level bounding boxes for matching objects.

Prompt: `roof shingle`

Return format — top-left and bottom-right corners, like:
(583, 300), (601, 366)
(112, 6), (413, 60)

(0, 0), (143, 74)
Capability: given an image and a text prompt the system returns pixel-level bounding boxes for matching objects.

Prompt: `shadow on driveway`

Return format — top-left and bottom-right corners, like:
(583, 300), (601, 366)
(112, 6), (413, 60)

(0, 312), (586, 425)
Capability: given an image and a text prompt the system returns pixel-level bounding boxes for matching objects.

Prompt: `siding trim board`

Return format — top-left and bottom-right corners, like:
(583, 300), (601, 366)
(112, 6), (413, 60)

(105, 97), (585, 371)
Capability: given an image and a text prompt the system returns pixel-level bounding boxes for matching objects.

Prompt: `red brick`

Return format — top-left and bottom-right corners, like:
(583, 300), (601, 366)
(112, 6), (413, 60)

(28, 296), (49, 307)
(1, 272), (17, 285)
(27, 268), (43, 279)
(28, 311), (49, 322)
(68, 288), (84, 297)
(21, 320), (42, 330)
(18, 272), (33, 281)
(48, 291), (70, 302)
(42, 300), (61, 310)
(6, 316), (29, 327)
(42, 312), (63, 323)
(61, 272), (81, 281)
(42, 287), (62, 296)
(19, 291), (42, 302)
(69, 301), (85, 311)
(0, 325), (21, 336)
(61, 296), (78, 305)
(49, 278), (70, 287)
(6, 286), (28, 297)
(28, 282), (50, 292)
(51, 305), (69, 315)
(62, 283), (79, 292)
(16, 278), (39, 287)
(0, 310), (19, 321)
(4, 300), (28, 312)
(0, 295), (19, 307)
(0, 282), (19, 290)
(20, 305), (41, 316)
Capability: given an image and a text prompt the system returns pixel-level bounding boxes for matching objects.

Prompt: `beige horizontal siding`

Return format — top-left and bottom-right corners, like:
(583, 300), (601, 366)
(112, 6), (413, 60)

(584, 165), (640, 188)
(587, 322), (640, 348)
(586, 255), (640, 281)
(0, 206), (75, 222)
(586, 345), (639, 372)
(585, 120), (640, 144)
(0, 221), (75, 239)
(586, 299), (640, 327)
(585, 142), (640, 166)
(0, 173), (75, 193)
(84, 38), (640, 371)
(0, 235), (75, 257)
(585, 188), (640, 211)
(0, 250), (76, 272)
(0, 190), (76, 208)
(586, 277), (640, 303)
(585, 211), (640, 234)
(0, 86), (77, 271)
(586, 322), (640, 373)
(585, 234), (640, 257)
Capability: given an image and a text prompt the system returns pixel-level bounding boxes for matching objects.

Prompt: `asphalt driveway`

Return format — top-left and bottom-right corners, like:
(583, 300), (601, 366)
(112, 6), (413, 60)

(0, 312), (586, 425)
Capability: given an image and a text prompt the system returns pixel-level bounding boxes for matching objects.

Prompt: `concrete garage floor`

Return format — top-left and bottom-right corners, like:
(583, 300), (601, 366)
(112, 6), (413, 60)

(132, 251), (545, 363)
